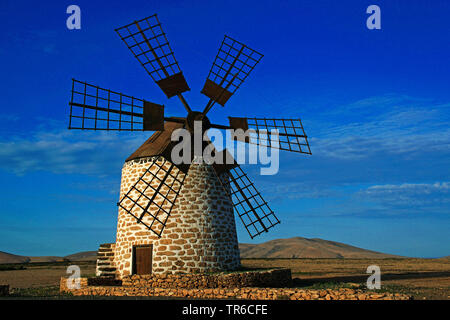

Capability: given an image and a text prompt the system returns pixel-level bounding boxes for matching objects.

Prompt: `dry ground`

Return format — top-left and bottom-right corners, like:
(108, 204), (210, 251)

(0, 262), (96, 289)
(242, 258), (450, 300)
(0, 258), (448, 299)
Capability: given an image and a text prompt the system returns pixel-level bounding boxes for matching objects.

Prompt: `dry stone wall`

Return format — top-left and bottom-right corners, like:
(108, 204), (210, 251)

(60, 277), (411, 300)
(121, 269), (292, 289)
(113, 156), (240, 277)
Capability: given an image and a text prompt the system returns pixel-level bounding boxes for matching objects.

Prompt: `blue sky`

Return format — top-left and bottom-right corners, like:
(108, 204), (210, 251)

(0, 0), (449, 257)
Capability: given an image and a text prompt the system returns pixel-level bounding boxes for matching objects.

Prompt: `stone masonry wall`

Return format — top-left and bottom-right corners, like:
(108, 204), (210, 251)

(121, 269), (292, 289)
(60, 277), (411, 300)
(114, 156), (240, 277)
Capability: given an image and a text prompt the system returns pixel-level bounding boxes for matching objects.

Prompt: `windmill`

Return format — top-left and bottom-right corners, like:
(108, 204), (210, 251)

(68, 14), (311, 277)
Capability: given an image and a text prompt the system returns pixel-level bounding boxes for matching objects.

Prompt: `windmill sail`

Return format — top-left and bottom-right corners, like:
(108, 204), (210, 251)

(115, 14), (190, 99)
(68, 79), (166, 131)
(218, 165), (280, 239)
(228, 117), (312, 154)
(117, 156), (186, 238)
(201, 36), (263, 114)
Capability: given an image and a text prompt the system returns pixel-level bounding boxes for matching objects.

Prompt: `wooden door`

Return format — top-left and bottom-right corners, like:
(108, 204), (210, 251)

(133, 245), (152, 275)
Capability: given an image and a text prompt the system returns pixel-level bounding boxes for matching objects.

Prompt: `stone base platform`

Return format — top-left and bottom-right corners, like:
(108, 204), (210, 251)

(60, 284), (410, 300)
(61, 269), (291, 292)
(121, 268), (292, 289)
(59, 269), (411, 300)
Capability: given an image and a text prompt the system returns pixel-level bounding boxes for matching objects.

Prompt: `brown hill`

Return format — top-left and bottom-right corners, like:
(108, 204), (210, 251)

(28, 256), (64, 263)
(0, 251), (30, 264)
(64, 251), (97, 261)
(0, 251), (97, 264)
(1, 237), (407, 264)
(239, 237), (404, 259)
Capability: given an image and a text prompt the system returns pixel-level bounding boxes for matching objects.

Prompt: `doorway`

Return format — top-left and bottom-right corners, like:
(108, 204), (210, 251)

(132, 244), (153, 275)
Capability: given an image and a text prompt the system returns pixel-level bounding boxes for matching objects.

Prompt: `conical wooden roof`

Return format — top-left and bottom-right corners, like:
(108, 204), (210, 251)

(126, 119), (185, 162)
(126, 117), (237, 174)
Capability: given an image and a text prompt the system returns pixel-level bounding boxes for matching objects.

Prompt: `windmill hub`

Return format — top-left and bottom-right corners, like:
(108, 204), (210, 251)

(186, 111), (211, 133)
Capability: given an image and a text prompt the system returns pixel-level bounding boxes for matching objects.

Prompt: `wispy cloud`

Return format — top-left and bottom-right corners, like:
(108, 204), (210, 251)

(246, 94), (450, 218)
(0, 128), (147, 176)
(1, 94), (449, 220)
(6, 29), (60, 55)
(310, 96), (450, 160)
(0, 114), (20, 122)
(358, 182), (450, 210)
(260, 181), (339, 202)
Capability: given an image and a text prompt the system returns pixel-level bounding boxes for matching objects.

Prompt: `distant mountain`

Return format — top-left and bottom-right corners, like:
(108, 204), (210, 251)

(0, 237), (413, 264)
(29, 256), (70, 263)
(0, 250), (97, 264)
(0, 251), (30, 264)
(64, 251), (97, 261)
(239, 237), (404, 259)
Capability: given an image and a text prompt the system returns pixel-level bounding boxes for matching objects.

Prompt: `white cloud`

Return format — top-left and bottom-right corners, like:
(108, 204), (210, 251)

(357, 182), (450, 209)
(0, 129), (147, 176)
(365, 182), (450, 193)
(259, 181), (338, 202)
(310, 97), (450, 160)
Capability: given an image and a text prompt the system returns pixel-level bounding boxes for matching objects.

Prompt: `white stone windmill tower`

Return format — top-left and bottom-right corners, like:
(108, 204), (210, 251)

(67, 14), (311, 278)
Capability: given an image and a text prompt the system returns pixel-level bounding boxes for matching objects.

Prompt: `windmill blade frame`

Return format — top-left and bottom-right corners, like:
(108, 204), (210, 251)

(117, 156), (187, 238)
(115, 14), (191, 112)
(229, 117), (312, 154)
(201, 35), (263, 114)
(68, 79), (172, 131)
(217, 165), (280, 239)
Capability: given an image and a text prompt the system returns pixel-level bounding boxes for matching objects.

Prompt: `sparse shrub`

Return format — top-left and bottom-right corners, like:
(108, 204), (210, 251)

(0, 264), (26, 271)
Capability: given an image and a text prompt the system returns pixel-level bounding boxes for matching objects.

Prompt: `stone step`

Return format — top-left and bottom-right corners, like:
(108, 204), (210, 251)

(96, 243), (116, 279)
(97, 251), (114, 256)
(97, 255), (114, 260)
(97, 249), (114, 253)
(98, 247), (113, 250)
(99, 243), (115, 249)
(97, 257), (114, 262)
(97, 253), (112, 257)
(97, 256), (110, 261)
(98, 267), (116, 272)
(98, 248), (114, 253)
(98, 272), (116, 277)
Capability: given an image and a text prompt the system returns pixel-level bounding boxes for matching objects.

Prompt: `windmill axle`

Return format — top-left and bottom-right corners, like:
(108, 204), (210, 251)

(186, 111), (211, 133)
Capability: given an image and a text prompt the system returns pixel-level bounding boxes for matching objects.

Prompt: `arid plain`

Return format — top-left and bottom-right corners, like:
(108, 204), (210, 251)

(1, 238), (448, 299)
(1, 258), (448, 299)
